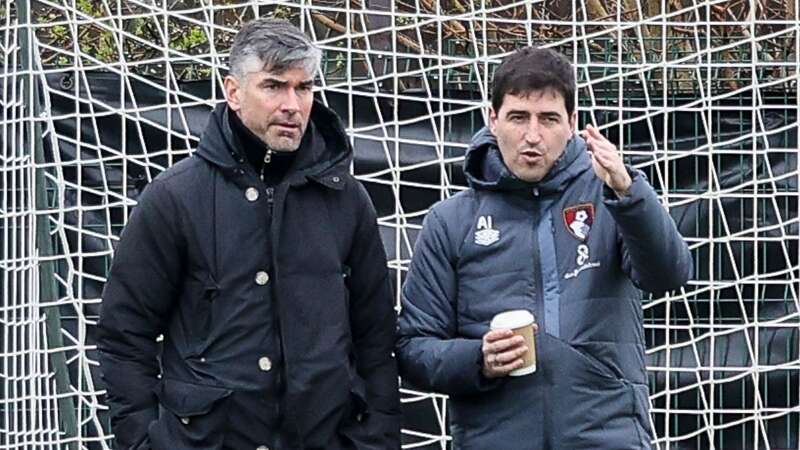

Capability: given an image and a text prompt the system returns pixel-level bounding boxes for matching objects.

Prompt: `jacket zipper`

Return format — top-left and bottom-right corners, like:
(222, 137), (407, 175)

(266, 186), (275, 218)
(531, 188), (545, 334)
(260, 149), (273, 182)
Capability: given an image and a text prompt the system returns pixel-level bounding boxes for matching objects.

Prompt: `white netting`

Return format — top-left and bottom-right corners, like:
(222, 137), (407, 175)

(1, 1), (799, 449)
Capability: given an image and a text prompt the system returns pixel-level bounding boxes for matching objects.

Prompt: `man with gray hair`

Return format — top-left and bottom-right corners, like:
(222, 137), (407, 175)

(98, 18), (400, 450)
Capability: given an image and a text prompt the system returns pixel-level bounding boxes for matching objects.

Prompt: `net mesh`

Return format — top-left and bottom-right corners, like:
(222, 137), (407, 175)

(1, 1), (799, 449)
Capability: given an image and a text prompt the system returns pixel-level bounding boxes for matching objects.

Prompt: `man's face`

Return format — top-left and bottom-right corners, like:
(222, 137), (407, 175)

(224, 66), (314, 152)
(489, 89), (576, 182)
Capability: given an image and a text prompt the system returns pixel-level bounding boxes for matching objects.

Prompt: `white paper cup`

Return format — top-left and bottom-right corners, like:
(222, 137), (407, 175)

(490, 310), (536, 376)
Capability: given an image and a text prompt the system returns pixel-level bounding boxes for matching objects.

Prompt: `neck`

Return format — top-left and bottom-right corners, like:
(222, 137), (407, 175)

(228, 109), (300, 186)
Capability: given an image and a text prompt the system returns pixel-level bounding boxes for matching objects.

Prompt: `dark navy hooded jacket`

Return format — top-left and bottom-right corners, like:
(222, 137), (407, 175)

(396, 128), (692, 450)
(98, 101), (400, 450)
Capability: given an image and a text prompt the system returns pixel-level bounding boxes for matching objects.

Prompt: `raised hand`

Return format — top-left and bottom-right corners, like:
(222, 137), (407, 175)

(580, 124), (632, 197)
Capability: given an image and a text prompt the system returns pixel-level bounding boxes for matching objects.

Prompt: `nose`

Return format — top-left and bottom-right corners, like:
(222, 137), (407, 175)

(280, 88), (301, 114)
(524, 121), (541, 145)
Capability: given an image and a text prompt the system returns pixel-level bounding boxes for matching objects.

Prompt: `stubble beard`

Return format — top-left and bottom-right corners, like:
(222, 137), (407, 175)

(256, 124), (305, 152)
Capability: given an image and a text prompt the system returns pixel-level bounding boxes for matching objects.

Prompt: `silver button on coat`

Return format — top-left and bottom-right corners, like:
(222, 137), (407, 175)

(245, 187), (259, 202)
(258, 356), (272, 372)
(255, 271), (269, 285)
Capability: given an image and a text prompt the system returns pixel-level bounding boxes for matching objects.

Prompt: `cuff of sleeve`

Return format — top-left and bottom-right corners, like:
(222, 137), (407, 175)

(602, 167), (650, 208)
(467, 339), (505, 393)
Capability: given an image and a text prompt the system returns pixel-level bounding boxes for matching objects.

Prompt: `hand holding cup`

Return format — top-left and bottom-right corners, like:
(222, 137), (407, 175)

(482, 310), (538, 378)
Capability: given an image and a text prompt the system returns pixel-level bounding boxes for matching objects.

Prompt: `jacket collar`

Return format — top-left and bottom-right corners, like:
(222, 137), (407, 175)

(194, 98), (351, 190)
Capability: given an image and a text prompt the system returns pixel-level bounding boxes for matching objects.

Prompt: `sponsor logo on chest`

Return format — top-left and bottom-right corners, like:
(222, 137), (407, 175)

(474, 215), (500, 246)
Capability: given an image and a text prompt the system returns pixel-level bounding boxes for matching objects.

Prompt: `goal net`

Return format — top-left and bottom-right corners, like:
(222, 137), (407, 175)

(1, 1), (798, 449)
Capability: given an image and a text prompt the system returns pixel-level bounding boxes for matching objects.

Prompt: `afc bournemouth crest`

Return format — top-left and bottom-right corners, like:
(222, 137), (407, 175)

(563, 203), (594, 241)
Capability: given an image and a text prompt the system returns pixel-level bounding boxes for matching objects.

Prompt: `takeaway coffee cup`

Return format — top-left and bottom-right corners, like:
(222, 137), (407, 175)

(490, 310), (536, 376)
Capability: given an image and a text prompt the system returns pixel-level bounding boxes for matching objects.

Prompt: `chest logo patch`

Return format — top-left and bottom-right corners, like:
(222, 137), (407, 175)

(474, 215), (500, 246)
(563, 203), (594, 241)
(563, 203), (600, 279)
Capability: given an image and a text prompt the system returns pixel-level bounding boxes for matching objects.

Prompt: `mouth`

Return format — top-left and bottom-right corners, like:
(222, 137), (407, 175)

(520, 150), (543, 163)
(272, 122), (301, 132)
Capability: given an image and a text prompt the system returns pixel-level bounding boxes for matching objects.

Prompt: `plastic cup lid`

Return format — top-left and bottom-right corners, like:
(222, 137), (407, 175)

(490, 310), (534, 329)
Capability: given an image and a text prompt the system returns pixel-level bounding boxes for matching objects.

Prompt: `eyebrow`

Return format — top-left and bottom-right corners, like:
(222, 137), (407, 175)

(259, 77), (286, 86)
(539, 111), (562, 119)
(259, 77), (314, 87)
(505, 110), (530, 118)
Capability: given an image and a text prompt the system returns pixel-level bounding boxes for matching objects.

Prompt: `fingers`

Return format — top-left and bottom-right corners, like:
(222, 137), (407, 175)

(579, 124), (603, 145)
(588, 138), (616, 156)
(580, 125), (623, 174)
(483, 331), (525, 356)
(491, 357), (526, 375)
(485, 342), (528, 364)
(496, 344), (529, 365)
(487, 324), (540, 335)
(590, 144), (617, 169)
(483, 346), (527, 378)
(482, 329), (530, 378)
(485, 346), (527, 369)
(581, 125), (613, 148)
(483, 328), (513, 343)
(584, 123), (604, 140)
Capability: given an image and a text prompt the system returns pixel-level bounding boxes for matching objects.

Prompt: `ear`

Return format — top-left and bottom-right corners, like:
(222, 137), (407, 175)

(489, 107), (499, 134)
(568, 110), (578, 133)
(224, 75), (241, 112)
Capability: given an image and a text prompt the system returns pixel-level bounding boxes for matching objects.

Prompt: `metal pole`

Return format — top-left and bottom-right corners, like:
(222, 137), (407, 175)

(16, 0), (79, 447)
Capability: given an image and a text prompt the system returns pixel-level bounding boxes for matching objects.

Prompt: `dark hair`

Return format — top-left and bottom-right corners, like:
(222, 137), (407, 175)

(491, 47), (575, 116)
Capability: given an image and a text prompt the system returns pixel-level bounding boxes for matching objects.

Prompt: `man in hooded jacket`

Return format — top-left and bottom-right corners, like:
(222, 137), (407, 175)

(98, 19), (400, 450)
(396, 47), (692, 449)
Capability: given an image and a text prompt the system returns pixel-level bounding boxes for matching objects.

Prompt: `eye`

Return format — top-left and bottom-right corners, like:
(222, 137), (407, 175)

(509, 115), (525, 123)
(542, 116), (559, 124)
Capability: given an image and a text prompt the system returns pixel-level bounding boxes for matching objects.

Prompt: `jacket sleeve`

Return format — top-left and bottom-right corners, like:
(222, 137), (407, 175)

(97, 181), (184, 450)
(345, 182), (401, 449)
(396, 209), (501, 396)
(604, 168), (693, 293)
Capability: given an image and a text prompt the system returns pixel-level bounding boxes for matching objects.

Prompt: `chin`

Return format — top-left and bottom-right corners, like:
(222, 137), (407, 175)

(513, 167), (543, 182)
(520, 173), (545, 183)
(268, 138), (300, 152)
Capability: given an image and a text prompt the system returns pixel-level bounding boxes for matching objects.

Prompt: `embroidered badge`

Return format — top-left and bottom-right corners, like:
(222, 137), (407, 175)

(474, 215), (500, 246)
(563, 203), (594, 241)
(562, 204), (600, 279)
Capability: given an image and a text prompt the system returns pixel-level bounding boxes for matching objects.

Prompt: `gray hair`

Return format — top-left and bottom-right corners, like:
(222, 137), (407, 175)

(229, 18), (321, 80)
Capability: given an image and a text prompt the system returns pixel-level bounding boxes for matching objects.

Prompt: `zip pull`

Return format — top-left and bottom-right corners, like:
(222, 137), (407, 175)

(260, 149), (273, 181)
(532, 187), (540, 197)
(266, 187), (275, 216)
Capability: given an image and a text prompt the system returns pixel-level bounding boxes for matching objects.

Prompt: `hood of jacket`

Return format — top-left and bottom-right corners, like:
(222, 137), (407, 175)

(195, 98), (351, 184)
(463, 126), (591, 195)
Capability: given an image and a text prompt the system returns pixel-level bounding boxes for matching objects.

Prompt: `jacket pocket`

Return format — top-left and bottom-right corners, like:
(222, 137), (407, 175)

(148, 379), (232, 450)
(191, 275), (219, 355)
(570, 344), (624, 384)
